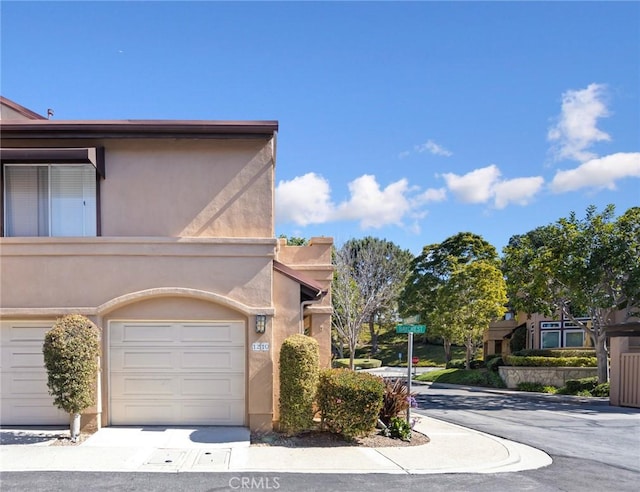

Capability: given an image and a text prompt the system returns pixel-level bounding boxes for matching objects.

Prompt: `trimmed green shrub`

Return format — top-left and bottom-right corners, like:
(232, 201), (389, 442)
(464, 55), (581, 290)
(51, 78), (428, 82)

(446, 358), (485, 369)
(562, 376), (599, 394)
(317, 368), (385, 439)
(517, 382), (558, 393)
(504, 355), (597, 367)
(485, 356), (504, 373)
(379, 378), (415, 426)
(593, 382), (610, 397)
(513, 349), (595, 358)
(332, 358), (382, 369)
(509, 325), (527, 353)
(279, 334), (320, 435)
(43, 315), (100, 415)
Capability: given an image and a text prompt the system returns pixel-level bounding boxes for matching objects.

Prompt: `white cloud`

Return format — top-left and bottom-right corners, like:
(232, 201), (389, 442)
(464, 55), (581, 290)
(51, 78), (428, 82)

(550, 152), (640, 193)
(493, 176), (545, 209)
(333, 175), (412, 229)
(399, 139), (452, 159)
(275, 173), (334, 225)
(415, 187), (447, 204)
(440, 165), (544, 209)
(548, 83), (611, 162)
(276, 173), (445, 230)
(440, 165), (502, 204)
(416, 140), (453, 157)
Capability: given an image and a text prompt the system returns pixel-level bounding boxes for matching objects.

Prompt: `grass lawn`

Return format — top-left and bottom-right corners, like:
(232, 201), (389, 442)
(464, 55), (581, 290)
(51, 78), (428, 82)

(354, 324), (469, 366)
(415, 368), (506, 388)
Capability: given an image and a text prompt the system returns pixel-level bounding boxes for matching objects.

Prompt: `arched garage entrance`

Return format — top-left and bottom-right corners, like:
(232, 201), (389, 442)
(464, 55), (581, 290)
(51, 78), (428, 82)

(102, 291), (252, 426)
(108, 320), (245, 425)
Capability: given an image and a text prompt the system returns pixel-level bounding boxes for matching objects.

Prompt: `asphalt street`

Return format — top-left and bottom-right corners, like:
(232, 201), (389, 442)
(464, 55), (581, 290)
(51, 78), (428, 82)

(2, 384), (639, 492)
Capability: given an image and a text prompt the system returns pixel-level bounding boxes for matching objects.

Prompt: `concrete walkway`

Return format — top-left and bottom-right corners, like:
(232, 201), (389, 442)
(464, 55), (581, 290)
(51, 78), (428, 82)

(0, 416), (551, 474)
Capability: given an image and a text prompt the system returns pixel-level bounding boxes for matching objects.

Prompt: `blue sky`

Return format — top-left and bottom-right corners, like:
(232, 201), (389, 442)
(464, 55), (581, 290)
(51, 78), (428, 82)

(2, 1), (639, 255)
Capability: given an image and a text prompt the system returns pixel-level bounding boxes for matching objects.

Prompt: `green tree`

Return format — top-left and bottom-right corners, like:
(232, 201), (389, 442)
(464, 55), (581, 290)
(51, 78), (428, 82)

(502, 205), (640, 383)
(278, 234), (308, 246)
(438, 261), (507, 368)
(401, 232), (500, 363)
(42, 315), (100, 441)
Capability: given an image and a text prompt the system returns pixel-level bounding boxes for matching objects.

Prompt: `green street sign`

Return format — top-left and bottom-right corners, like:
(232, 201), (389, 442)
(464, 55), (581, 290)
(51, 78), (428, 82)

(396, 324), (426, 334)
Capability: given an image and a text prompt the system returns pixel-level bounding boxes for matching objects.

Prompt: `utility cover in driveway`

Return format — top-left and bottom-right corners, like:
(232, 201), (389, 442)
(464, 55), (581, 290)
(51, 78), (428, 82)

(109, 321), (245, 425)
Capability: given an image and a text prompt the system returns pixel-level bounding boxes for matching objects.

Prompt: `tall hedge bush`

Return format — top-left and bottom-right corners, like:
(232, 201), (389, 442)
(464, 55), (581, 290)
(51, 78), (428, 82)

(42, 315), (100, 414)
(317, 368), (385, 439)
(279, 334), (320, 435)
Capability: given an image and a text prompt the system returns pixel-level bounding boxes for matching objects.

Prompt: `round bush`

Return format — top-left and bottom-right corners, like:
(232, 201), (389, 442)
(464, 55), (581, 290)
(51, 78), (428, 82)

(317, 368), (385, 439)
(42, 315), (100, 414)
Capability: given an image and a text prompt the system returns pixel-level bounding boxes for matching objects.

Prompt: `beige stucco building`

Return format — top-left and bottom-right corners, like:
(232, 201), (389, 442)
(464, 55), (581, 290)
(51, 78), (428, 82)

(0, 96), (333, 431)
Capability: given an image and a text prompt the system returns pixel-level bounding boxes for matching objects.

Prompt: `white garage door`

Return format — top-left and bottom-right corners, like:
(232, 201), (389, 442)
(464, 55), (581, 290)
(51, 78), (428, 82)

(0, 321), (68, 425)
(109, 321), (245, 426)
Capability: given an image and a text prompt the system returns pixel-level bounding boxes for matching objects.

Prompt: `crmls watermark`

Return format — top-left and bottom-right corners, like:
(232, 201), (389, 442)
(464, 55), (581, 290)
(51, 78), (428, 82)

(228, 476), (281, 490)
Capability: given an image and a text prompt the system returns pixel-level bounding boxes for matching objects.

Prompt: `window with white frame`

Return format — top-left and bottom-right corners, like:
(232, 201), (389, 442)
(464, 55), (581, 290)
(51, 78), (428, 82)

(564, 330), (585, 348)
(4, 164), (97, 237)
(541, 331), (560, 349)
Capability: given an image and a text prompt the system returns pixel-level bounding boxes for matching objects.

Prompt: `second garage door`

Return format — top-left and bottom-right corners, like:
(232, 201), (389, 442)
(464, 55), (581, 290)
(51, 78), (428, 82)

(109, 320), (245, 426)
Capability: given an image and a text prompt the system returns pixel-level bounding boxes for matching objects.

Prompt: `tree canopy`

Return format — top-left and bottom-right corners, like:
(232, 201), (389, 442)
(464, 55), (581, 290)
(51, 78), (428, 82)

(401, 232), (504, 366)
(502, 204), (640, 382)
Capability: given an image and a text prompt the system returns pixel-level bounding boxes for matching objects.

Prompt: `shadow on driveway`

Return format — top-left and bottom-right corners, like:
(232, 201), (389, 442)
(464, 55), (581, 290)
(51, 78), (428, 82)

(0, 428), (66, 445)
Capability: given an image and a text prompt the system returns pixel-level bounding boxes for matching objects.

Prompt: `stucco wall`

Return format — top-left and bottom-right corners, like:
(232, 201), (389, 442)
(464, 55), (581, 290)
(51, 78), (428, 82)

(499, 366), (598, 389)
(2, 137), (275, 238)
(0, 238), (276, 311)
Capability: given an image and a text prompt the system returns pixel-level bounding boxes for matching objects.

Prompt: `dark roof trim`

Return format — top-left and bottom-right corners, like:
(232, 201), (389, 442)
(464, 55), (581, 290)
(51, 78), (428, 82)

(1, 147), (105, 178)
(0, 119), (278, 139)
(0, 96), (46, 120)
(603, 322), (640, 338)
(274, 260), (327, 301)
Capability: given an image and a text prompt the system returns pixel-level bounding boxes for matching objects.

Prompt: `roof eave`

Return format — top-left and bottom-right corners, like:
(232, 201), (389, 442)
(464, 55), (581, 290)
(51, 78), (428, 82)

(0, 120), (279, 139)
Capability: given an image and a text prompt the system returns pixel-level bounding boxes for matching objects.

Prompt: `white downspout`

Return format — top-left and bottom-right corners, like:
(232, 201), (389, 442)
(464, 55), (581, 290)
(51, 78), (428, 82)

(300, 298), (323, 335)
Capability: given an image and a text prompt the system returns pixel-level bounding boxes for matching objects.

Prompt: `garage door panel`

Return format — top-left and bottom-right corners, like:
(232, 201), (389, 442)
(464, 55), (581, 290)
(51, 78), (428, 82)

(111, 323), (175, 344)
(1, 321), (68, 426)
(182, 400), (244, 424)
(111, 348), (244, 372)
(1, 372), (51, 395)
(109, 320), (246, 426)
(110, 348), (177, 370)
(111, 402), (175, 424)
(0, 400), (68, 425)
(111, 400), (244, 426)
(181, 347), (244, 371)
(1, 324), (52, 344)
(180, 323), (244, 344)
(111, 373), (244, 399)
(111, 374), (177, 397)
(182, 374), (244, 398)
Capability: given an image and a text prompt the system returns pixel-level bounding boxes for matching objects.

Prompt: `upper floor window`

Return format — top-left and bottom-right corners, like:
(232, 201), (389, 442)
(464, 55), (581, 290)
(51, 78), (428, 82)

(4, 164), (97, 237)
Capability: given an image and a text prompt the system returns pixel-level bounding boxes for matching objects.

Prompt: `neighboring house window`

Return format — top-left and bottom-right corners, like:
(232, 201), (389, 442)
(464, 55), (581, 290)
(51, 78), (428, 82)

(4, 164), (97, 237)
(541, 331), (560, 349)
(564, 330), (585, 348)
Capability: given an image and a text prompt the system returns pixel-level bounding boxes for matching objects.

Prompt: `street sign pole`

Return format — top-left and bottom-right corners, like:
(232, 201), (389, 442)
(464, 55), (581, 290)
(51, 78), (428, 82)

(407, 331), (413, 426)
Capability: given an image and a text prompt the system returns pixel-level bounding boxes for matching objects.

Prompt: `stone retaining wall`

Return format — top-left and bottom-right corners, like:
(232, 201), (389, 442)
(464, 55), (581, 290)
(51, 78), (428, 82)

(499, 366), (598, 389)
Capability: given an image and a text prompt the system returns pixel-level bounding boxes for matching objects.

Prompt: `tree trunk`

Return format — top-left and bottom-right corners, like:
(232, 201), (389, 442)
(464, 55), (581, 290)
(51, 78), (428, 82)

(443, 338), (452, 364)
(465, 339), (473, 370)
(595, 334), (609, 384)
(349, 341), (356, 370)
(70, 413), (81, 442)
(369, 318), (378, 356)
